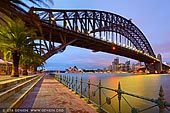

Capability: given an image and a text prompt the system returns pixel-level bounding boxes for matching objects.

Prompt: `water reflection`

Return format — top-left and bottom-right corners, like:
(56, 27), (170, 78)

(61, 73), (170, 113)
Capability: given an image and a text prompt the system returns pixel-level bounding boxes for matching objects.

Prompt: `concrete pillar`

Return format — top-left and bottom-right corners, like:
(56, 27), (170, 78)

(157, 54), (163, 73)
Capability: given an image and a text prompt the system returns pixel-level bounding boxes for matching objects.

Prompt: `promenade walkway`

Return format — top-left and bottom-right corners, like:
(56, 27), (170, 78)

(19, 74), (98, 113)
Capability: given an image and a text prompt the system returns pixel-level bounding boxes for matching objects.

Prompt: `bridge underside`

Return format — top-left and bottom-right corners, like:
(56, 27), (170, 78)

(41, 24), (170, 73)
(41, 23), (155, 63)
(17, 8), (169, 73)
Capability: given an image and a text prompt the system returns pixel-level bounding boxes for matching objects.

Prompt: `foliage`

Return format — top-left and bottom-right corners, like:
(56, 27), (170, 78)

(0, 17), (36, 56)
(0, 16), (42, 76)
(0, 0), (53, 76)
(0, 0), (53, 13)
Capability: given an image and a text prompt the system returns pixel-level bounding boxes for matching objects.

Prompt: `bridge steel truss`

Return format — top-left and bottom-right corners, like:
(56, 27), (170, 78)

(25, 7), (170, 73)
(29, 8), (156, 62)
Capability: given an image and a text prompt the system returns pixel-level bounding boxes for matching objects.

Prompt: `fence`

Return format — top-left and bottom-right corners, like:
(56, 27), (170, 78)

(54, 74), (170, 113)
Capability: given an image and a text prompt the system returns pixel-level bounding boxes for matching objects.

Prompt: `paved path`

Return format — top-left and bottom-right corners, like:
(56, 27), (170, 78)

(20, 74), (98, 113)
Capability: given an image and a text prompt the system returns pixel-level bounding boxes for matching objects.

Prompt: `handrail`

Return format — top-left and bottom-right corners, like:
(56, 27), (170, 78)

(54, 74), (170, 113)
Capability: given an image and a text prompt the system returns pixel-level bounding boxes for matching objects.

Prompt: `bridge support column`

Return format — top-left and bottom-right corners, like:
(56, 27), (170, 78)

(146, 63), (162, 74)
(146, 63), (156, 74)
(157, 54), (163, 73)
(146, 54), (163, 74)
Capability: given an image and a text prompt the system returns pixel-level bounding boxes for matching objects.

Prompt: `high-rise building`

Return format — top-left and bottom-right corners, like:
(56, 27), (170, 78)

(119, 63), (125, 71)
(112, 57), (119, 71)
(108, 65), (112, 71)
(114, 57), (119, 65)
(125, 60), (130, 71)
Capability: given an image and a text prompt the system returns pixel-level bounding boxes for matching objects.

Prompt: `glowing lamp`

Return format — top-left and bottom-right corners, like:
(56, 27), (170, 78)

(51, 17), (55, 21)
(112, 46), (116, 50)
(87, 31), (90, 34)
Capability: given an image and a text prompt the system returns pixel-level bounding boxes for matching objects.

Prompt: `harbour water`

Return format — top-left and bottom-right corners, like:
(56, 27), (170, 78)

(59, 73), (170, 113)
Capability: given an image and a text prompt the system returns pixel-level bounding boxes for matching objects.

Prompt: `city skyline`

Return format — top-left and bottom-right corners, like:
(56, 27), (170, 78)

(36, 0), (170, 70)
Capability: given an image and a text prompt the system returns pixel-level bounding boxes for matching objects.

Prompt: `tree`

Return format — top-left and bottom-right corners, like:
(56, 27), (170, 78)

(0, 0), (53, 77)
(20, 51), (44, 75)
(0, 0), (53, 15)
(0, 16), (40, 77)
(0, 0), (53, 35)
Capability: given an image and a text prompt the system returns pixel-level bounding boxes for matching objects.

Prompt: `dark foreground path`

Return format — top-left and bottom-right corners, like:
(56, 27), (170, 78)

(20, 74), (98, 113)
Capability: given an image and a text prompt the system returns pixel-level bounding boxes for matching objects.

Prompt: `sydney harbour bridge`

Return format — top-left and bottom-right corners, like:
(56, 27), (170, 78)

(12, 7), (170, 73)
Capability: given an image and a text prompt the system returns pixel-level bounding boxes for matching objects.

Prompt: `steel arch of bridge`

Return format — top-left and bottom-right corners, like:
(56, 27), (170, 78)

(30, 7), (155, 59)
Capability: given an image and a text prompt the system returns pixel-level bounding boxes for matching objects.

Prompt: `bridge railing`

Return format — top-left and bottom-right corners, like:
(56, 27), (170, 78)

(54, 74), (170, 113)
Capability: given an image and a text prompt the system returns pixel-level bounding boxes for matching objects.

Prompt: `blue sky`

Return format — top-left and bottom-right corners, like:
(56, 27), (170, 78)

(32, 0), (170, 70)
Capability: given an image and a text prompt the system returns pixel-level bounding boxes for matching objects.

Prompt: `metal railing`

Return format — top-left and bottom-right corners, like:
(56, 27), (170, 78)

(54, 74), (170, 113)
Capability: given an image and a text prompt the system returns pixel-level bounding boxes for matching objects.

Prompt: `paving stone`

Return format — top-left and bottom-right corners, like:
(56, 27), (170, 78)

(20, 74), (98, 113)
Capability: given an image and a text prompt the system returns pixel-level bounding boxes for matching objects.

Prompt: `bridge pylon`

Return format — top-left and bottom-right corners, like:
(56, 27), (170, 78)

(156, 54), (163, 73)
(146, 54), (165, 74)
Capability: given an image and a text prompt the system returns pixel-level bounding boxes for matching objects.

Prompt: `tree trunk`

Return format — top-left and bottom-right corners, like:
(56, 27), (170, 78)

(11, 51), (20, 77)
(22, 64), (28, 75)
(33, 65), (37, 74)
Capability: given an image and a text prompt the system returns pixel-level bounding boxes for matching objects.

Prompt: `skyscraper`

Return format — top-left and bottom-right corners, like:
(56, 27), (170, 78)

(112, 57), (119, 71)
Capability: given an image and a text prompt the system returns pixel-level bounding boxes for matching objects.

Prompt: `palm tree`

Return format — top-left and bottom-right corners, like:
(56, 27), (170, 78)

(0, 0), (53, 77)
(20, 51), (44, 75)
(0, 0), (53, 34)
(0, 16), (40, 77)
